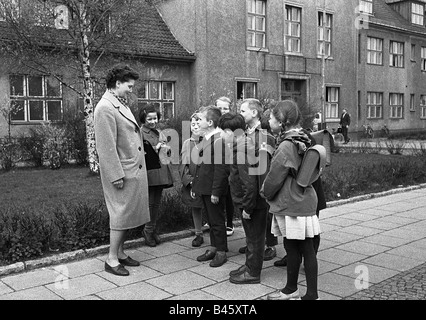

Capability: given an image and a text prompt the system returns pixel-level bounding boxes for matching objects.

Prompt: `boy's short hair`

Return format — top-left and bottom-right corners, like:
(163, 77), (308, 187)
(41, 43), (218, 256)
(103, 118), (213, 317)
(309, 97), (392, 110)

(139, 104), (161, 124)
(215, 96), (231, 106)
(218, 113), (246, 135)
(242, 98), (263, 119)
(198, 105), (222, 128)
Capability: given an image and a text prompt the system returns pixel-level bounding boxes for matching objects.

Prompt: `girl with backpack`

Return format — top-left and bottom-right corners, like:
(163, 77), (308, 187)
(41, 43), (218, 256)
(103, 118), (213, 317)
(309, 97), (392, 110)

(260, 100), (321, 300)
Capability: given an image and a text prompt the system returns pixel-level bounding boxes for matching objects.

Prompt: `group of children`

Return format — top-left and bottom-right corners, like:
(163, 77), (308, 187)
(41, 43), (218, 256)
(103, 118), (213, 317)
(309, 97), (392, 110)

(141, 98), (322, 301)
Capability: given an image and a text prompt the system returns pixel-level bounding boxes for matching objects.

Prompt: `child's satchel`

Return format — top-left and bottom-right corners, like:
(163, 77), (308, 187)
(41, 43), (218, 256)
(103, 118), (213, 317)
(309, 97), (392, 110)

(295, 144), (326, 188)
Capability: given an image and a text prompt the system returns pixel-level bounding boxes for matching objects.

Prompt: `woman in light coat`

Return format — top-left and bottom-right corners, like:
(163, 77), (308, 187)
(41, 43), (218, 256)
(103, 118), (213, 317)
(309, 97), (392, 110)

(94, 64), (150, 276)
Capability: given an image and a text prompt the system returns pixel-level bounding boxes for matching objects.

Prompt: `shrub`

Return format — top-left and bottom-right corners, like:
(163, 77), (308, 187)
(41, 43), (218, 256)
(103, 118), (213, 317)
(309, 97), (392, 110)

(0, 137), (21, 171)
(18, 129), (45, 167)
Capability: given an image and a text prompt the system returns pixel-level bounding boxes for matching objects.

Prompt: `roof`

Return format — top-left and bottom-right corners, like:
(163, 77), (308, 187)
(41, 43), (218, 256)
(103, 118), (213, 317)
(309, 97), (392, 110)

(370, 0), (426, 36)
(0, 0), (195, 62)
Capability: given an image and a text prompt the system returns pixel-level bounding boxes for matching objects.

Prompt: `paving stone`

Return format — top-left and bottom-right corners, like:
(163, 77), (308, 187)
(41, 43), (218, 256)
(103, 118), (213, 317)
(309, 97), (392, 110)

(189, 261), (241, 282)
(320, 216), (360, 227)
(362, 253), (424, 272)
(335, 240), (390, 256)
(167, 289), (222, 300)
(45, 274), (116, 300)
(202, 279), (274, 300)
(338, 225), (382, 237)
(0, 281), (13, 296)
(361, 234), (412, 248)
(97, 281), (172, 300)
(316, 272), (361, 298)
(1, 267), (61, 291)
(54, 258), (104, 279)
(321, 230), (364, 244)
(137, 242), (190, 258)
(0, 286), (62, 300)
(141, 253), (200, 274)
(146, 270), (216, 295)
(341, 212), (378, 222)
(318, 248), (368, 266)
(386, 244), (426, 261)
(332, 263), (399, 284)
(357, 219), (400, 231)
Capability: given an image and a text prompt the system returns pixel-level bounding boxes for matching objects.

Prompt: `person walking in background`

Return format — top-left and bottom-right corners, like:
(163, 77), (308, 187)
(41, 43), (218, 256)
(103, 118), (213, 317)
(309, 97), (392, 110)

(216, 96), (235, 236)
(261, 100), (321, 300)
(94, 64), (150, 277)
(179, 112), (205, 247)
(139, 105), (174, 247)
(219, 113), (268, 284)
(340, 108), (351, 144)
(192, 106), (230, 268)
(239, 99), (277, 262)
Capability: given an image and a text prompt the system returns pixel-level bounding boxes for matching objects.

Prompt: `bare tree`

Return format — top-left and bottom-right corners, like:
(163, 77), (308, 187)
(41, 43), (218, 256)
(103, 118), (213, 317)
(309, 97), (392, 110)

(0, 0), (146, 173)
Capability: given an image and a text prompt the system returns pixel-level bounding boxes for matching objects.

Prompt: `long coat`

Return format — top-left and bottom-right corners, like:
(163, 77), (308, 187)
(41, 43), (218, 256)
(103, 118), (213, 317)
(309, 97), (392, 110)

(94, 91), (150, 230)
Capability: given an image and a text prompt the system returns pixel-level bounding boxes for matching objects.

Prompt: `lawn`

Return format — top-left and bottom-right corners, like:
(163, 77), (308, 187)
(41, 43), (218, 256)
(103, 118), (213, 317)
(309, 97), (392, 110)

(1, 153), (425, 210)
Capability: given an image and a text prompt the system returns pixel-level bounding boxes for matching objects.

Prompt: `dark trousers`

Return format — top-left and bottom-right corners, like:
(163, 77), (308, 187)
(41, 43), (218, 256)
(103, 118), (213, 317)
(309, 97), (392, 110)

(241, 207), (268, 277)
(342, 125), (349, 142)
(284, 237), (318, 299)
(225, 186), (234, 228)
(265, 212), (278, 247)
(201, 195), (228, 252)
(145, 185), (164, 233)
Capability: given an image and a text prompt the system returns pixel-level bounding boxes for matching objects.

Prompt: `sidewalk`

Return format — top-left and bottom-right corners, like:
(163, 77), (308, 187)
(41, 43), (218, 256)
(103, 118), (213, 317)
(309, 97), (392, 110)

(1, 185), (426, 300)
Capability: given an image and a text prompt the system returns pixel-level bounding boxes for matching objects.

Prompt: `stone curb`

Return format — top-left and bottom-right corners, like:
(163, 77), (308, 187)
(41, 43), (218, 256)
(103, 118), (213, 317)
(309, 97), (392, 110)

(1, 183), (426, 278)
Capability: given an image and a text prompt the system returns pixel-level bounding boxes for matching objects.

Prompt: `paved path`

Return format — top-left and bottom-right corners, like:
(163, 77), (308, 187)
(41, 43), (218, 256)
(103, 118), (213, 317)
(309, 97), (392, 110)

(1, 186), (426, 301)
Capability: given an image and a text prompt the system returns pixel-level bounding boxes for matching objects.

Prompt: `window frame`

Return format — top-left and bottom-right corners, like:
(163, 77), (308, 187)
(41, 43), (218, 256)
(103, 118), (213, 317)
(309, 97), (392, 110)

(247, 0), (267, 50)
(366, 91), (383, 119)
(236, 80), (258, 100)
(284, 5), (302, 54)
(325, 87), (339, 120)
(421, 47), (426, 71)
(411, 2), (424, 26)
(410, 93), (416, 112)
(136, 80), (175, 119)
(389, 93), (404, 119)
(367, 36), (383, 65)
(9, 74), (63, 123)
(420, 95), (426, 119)
(317, 11), (333, 57)
(359, 0), (373, 15)
(389, 40), (404, 68)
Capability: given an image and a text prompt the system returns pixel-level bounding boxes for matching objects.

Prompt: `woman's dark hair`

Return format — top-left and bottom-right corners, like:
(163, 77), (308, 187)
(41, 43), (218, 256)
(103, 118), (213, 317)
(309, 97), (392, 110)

(219, 112), (246, 134)
(105, 64), (139, 89)
(139, 104), (161, 124)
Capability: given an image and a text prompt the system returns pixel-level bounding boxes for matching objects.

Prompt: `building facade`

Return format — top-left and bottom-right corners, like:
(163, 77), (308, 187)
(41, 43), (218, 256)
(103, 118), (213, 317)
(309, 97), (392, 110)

(157, 0), (426, 137)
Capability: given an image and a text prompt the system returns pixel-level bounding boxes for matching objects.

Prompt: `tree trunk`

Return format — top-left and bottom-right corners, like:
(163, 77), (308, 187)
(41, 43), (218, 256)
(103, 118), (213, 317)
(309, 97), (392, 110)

(80, 6), (99, 174)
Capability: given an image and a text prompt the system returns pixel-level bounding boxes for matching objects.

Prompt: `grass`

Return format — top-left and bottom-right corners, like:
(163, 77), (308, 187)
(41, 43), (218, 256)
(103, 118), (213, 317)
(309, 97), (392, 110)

(1, 153), (425, 210)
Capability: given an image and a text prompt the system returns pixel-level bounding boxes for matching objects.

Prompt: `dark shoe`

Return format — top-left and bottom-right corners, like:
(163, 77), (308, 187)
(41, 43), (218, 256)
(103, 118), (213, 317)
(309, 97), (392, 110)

(105, 262), (129, 276)
(152, 232), (161, 245)
(118, 256), (140, 267)
(229, 265), (246, 277)
(192, 235), (204, 247)
(263, 247), (277, 261)
(197, 250), (216, 262)
(238, 246), (247, 254)
(210, 252), (227, 267)
(274, 256), (287, 267)
(143, 229), (156, 247)
(229, 271), (260, 284)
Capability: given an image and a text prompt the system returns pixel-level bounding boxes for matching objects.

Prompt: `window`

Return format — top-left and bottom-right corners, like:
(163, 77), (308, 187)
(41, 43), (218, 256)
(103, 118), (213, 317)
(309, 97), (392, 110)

(359, 0), (373, 14)
(325, 87), (339, 119)
(9, 75), (63, 122)
(389, 93), (404, 119)
(390, 41), (404, 68)
(422, 47), (426, 71)
(285, 5), (301, 53)
(136, 81), (175, 119)
(247, 0), (266, 49)
(410, 94), (415, 112)
(411, 44), (416, 61)
(318, 12), (332, 57)
(367, 37), (383, 65)
(367, 92), (383, 119)
(412, 3), (424, 26)
(237, 81), (257, 100)
(421, 95), (426, 119)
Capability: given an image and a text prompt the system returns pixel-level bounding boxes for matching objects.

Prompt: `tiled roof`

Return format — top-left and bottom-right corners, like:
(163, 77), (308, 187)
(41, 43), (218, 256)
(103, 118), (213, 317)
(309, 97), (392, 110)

(370, 0), (426, 36)
(0, 0), (195, 62)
